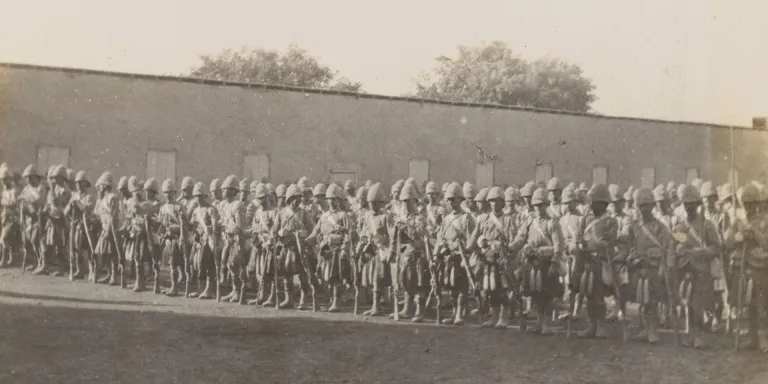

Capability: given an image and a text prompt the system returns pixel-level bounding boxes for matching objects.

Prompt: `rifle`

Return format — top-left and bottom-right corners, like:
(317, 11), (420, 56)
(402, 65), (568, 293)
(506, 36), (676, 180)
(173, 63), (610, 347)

(295, 232), (317, 312)
(424, 235), (440, 324)
(109, 218), (125, 288)
(144, 210), (157, 293)
(180, 211), (190, 298)
(20, 200), (26, 273)
(82, 210), (96, 281)
(604, 246), (627, 343)
(212, 216), (220, 302)
(734, 239), (747, 351)
(348, 215), (360, 315)
(273, 235), (280, 310)
(69, 209), (76, 280)
(392, 223), (401, 321)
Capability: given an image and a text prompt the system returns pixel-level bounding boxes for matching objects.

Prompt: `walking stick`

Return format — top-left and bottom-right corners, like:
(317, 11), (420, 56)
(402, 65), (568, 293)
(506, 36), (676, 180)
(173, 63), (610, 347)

(212, 217), (220, 302)
(566, 256), (576, 339)
(273, 237), (281, 310)
(69, 210), (75, 280)
(392, 224), (401, 321)
(179, 212), (190, 298)
(82, 211), (96, 281)
(424, 235), (440, 324)
(20, 201), (27, 273)
(734, 240), (747, 351)
(109, 219), (124, 288)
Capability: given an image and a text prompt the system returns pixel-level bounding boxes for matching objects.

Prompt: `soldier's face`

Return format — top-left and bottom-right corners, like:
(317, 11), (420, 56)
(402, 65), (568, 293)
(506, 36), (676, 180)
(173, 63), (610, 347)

(656, 200), (670, 214)
(744, 202), (759, 217)
(225, 189), (238, 199)
(164, 191), (176, 202)
(534, 203), (547, 216)
(638, 203), (654, 218)
(590, 202), (609, 216)
(258, 196), (268, 208)
(183, 188), (192, 198)
(146, 190), (157, 200)
(548, 190), (561, 202)
(490, 199), (504, 212)
(289, 197), (301, 210)
(567, 200), (579, 211)
(240, 191), (249, 202)
(371, 201), (384, 213)
(314, 195), (326, 206)
(613, 200), (625, 213)
(448, 197), (462, 211)
(475, 201), (483, 211)
(329, 198), (341, 210)
(76, 181), (88, 192)
(277, 197), (285, 207)
(684, 202), (699, 218)
(2, 178), (11, 188)
(132, 190), (143, 200)
(702, 196), (717, 211)
(212, 190), (222, 200)
(302, 192), (312, 204)
(26, 176), (40, 186)
(505, 201), (515, 210)
(523, 196), (532, 208)
(427, 193), (438, 204)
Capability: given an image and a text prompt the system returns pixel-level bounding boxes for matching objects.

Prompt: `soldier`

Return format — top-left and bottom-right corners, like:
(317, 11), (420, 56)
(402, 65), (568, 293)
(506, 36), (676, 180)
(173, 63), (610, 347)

(700, 181), (729, 331)
(360, 183), (393, 316)
(122, 177), (156, 292)
(19, 164), (47, 271)
(547, 177), (565, 219)
(157, 179), (184, 296)
(307, 184), (353, 312)
(576, 182), (590, 216)
(725, 183), (768, 351)
(503, 187), (518, 216)
(63, 171), (97, 280)
(627, 188), (676, 344)
(37, 165), (71, 276)
(189, 182), (219, 299)
(624, 185), (637, 221)
(272, 184), (314, 308)
(510, 188), (564, 334)
(93, 172), (122, 286)
(387, 183), (430, 322)
(247, 183), (277, 306)
(559, 184), (584, 322)
(65, 169), (76, 191)
(607, 184), (632, 322)
(312, 183), (329, 220)
(209, 178), (222, 209)
(573, 184), (617, 338)
(265, 183), (277, 209)
(462, 182), (479, 216)
(345, 180), (357, 209)
(386, 179), (404, 217)
(220, 175), (249, 304)
(275, 184), (287, 210)
(673, 184), (720, 348)
(468, 186), (517, 329)
(474, 187), (490, 214)
(144, 179), (163, 293)
(0, 164), (20, 268)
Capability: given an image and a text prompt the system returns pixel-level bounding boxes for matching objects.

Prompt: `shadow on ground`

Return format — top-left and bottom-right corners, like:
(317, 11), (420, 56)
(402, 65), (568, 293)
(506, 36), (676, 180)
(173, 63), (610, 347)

(1, 303), (766, 384)
(0, 290), (168, 307)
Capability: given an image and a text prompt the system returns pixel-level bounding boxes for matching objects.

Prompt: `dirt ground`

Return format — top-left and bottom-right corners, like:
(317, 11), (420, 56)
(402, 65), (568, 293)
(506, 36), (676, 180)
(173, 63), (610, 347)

(1, 269), (766, 384)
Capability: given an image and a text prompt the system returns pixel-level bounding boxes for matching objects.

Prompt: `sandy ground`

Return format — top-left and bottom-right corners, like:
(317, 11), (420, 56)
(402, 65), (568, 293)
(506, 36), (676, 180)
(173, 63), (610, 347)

(1, 268), (766, 384)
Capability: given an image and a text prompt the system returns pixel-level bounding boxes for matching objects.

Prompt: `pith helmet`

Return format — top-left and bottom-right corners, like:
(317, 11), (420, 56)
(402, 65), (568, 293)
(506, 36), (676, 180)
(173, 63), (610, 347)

(504, 187), (519, 202)
(253, 183), (267, 199)
(239, 178), (250, 192)
(0, 165), (12, 180)
(22, 164), (38, 178)
(399, 184), (419, 201)
(364, 180), (373, 188)
(547, 177), (562, 191)
(699, 181), (716, 198)
(180, 176), (194, 190)
(634, 188), (654, 206)
(161, 179), (176, 193)
(192, 182), (206, 197)
(326, 184), (345, 200)
(444, 182), (463, 200)
(356, 186), (368, 200)
(391, 179), (404, 196)
(719, 183), (734, 201)
(588, 184), (610, 203)
(463, 182), (477, 200)
(221, 175), (239, 190)
(739, 184), (761, 203)
(275, 184), (287, 198)
(313, 183), (327, 197)
(653, 184), (667, 202)
(441, 182), (449, 193)
(95, 172), (114, 187)
(691, 178), (704, 190)
(249, 180), (260, 192)
(561, 185), (576, 203)
(578, 182), (589, 192)
(520, 181), (536, 197)
(209, 178), (221, 192)
(285, 184), (302, 201)
(143, 178), (159, 193)
(344, 180), (355, 191)
(46, 165), (56, 178)
(117, 176), (129, 191)
(624, 185), (635, 201)
(297, 176), (310, 192)
(74, 170), (89, 184)
(127, 176), (141, 193)
(265, 183), (276, 195)
(679, 184), (701, 204)
(608, 184), (624, 202)
(666, 181), (677, 194)
(531, 188), (548, 205)
(487, 186), (504, 201)
(367, 183), (387, 203)
(425, 181), (438, 194)
(53, 165), (67, 179)
(474, 187), (489, 202)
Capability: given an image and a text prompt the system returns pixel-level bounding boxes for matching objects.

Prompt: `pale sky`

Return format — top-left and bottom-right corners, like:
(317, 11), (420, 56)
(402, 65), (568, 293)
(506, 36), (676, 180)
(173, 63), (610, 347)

(1, 0), (766, 126)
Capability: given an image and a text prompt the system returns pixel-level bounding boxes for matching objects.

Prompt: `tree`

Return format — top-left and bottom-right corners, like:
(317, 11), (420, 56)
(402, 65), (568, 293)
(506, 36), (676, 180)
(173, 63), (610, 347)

(413, 41), (596, 112)
(189, 44), (363, 92)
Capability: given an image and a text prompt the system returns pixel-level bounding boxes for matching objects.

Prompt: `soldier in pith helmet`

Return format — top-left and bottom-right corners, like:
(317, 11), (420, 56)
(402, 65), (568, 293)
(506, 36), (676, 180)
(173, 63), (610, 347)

(359, 183), (393, 316)
(272, 184), (315, 309)
(157, 179), (184, 296)
(344, 180), (357, 209)
(558, 184), (584, 322)
(547, 177), (565, 219)
(265, 183), (276, 208)
(188, 182), (219, 299)
(511, 188), (564, 335)
(247, 183), (278, 306)
(19, 164), (47, 271)
(386, 179), (404, 217)
(667, 181), (680, 210)
(462, 182), (479, 217)
(65, 168), (76, 191)
(36, 165), (71, 276)
(63, 171), (97, 281)
(209, 179), (222, 209)
(724, 184), (768, 352)
(624, 185), (636, 221)
(121, 177), (155, 292)
(93, 172), (122, 285)
(474, 187), (490, 214)
(275, 184), (287, 210)
(0, 164), (20, 268)
(577, 182), (590, 215)
(627, 188), (675, 344)
(220, 175), (249, 304)
(572, 184), (617, 338)
(673, 185), (721, 348)
(468, 186), (517, 329)
(503, 187), (517, 216)
(700, 181), (728, 331)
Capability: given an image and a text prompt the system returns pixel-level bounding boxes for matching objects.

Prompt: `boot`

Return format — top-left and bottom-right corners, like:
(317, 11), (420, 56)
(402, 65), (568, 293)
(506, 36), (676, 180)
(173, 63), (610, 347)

(328, 286), (340, 313)
(119, 265), (127, 289)
(495, 305), (510, 329)
(221, 286), (236, 301)
(248, 280), (265, 305)
(412, 296), (425, 323)
(364, 291), (381, 316)
(261, 284), (276, 307)
(108, 263), (119, 285)
(153, 269), (160, 294)
(132, 264), (145, 292)
(198, 278), (214, 299)
(390, 294), (413, 319)
(165, 273), (179, 297)
(32, 252), (48, 275)
(453, 295), (465, 325)
(578, 302), (598, 338)
(441, 299), (457, 325)
(758, 329), (768, 353)
(633, 313), (649, 341)
(279, 280), (294, 309)
(482, 306), (500, 328)
(297, 289), (307, 311)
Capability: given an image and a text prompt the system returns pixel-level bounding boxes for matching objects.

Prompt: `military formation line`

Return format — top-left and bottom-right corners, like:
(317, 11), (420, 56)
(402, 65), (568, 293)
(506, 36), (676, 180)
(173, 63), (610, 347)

(1, 161), (767, 352)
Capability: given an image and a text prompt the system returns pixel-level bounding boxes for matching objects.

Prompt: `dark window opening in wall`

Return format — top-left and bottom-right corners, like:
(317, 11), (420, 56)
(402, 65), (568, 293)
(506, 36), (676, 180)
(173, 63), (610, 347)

(641, 167), (656, 189)
(409, 159), (430, 185)
(685, 168), (699, 184)
(476, 162), (494, 188)
(146, 150), (176, 184)
(328, 162), (360, 187)
(592, 166), (608, 185)
(37, 146), (70, 174)
(535, 163), (553, 184)
(243, 154), (270, 183)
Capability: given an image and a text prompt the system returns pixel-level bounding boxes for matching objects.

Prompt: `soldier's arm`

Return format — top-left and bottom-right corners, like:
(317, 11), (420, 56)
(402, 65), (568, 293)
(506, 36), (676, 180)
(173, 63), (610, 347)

(466, 217), (481, 252)
(702, 220), (722, 260)
(509, 222), (528, 253)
